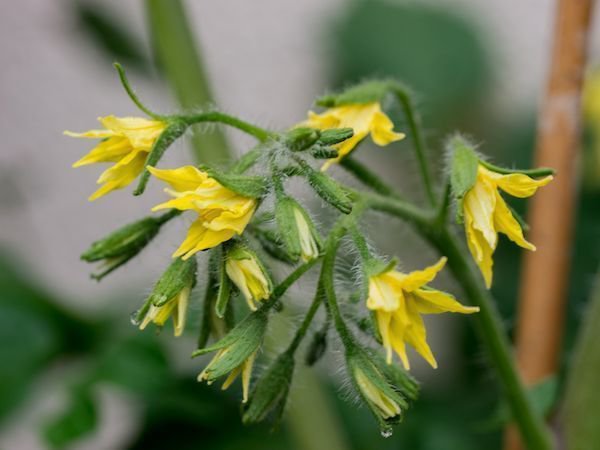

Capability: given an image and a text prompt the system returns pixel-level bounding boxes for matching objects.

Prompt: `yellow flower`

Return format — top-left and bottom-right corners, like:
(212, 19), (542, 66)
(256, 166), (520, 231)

(463, 165), (553, 288)
(226, 249), (272, 310)
(139, 285), (191, 337)
(304, 102), (405, 170)
(354, 367), (401, 420)
(66, 116), (167, 200)
(198, 350), (257, 403)
(148, 166), (257, 259)
(367, 257), (479, 370)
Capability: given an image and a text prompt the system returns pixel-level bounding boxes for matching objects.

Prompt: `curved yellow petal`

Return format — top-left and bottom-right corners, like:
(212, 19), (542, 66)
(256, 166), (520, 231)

(99, 115), (166, 149)
(375, 310), (394, 364)
(88, 151), (147, 201)
(413, 288), (479, 315)
(367, 274), (400, 311)
(493, 192), (535, 250)
(370, 110), (405, 146)
(147, 165), (210, 192)
(396, 257), (447, 292)
(72, 137), (132, 167)
(464, 214), (494, 288)
(403, 301), (437, 369)
(482, 166), (553, 198)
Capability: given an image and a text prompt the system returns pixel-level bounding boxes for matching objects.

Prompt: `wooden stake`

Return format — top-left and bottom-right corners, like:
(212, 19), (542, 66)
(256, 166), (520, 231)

(507, 0), (595, 448)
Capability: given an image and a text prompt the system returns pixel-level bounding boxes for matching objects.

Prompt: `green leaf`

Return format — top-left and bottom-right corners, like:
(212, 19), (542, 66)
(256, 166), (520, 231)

(43, 386), (97, 449)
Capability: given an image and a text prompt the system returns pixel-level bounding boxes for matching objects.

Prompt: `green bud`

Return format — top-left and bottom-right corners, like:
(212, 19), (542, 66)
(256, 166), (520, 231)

(318, 127), (354, 145)
(134, 119), (189, 195)
(81, 210), (178, 281)
(316, 80), (391, 107)
(136, 257), (196, 336)
(242, 352), (295, 425)
(304, 166), (353, 214)
(346, 345), (415, 434)
(253, 228), (296, 265)
(305, 329), (328, 366)
(310, 145), (339, 160)
(214, 246), (232, 318)
(447, 135), (479, 223)
(192, 308), (269, 381)
(198, 164), (269, 198)
(275, 196), (322, 263)
(284, 127), (320, 152)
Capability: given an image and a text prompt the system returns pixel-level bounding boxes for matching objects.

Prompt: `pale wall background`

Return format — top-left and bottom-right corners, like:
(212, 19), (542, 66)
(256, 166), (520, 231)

(0, 1), (598, 448)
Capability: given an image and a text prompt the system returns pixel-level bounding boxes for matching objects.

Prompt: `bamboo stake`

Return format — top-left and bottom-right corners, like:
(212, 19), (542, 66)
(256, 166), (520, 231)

(507, 0), (595, 448)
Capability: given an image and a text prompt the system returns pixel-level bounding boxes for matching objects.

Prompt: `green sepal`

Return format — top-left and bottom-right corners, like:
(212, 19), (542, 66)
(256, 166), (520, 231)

(370, 351), (419, 402)
(148, 256), (197, 307)
(214, 246), (232, 318)
(303, 166), (353, 214)
(283, 127), (320, 152)
(198, 164), (269, 198)
(134, 119), (188, 195)
(316, 80), (392, 107)
(447, 135), (479, 223)
(364, 257), (398, 278)
(479, 159), (555, 178)
(242, 352), (295, 425)
(192, 308), (269, 380)
(275, 195), (302, 262)
(310, 145), (339, 160)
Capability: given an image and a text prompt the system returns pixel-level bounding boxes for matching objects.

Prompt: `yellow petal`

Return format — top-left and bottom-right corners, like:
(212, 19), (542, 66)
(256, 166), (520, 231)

(493, 192), (535, 251)
(64, 129), (114, 139)
(375, 310), (394, 364)
(72, 137), (133, 167)
(305, 110), (341, 129)
(99, 115), (166, 149)
(148, 165), (210, 192)
(370, 110), (405, 146)
(413, 288), (479, 315)
(482, 166), (553, 198)
(403, 301), (438, 369)
(463, 177), (498, 249)
(367, 274), (400, 311)
(241, 352), (256, 403)
(88, 151), (147, 201)
(464, 214), (494, 288)
(397, 257), (447, 292)
(388, 315), (410, 370)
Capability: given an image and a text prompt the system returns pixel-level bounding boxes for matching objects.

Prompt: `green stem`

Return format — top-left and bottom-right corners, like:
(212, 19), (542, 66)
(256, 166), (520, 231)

(114, 63), (163, 119)
(391, 83), (436, 206)
(364, 191), (553, 450)
(479, 159), (555, 177)
(287, 286), (324, 353)
(429, 229), (553, 450)
(182, 111), (274, 142)
(145, 0), (229, 163)
(340, 156), (404, 200)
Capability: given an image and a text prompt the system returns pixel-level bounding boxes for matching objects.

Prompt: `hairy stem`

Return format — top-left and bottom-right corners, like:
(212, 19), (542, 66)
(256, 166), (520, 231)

(183, 111), (274, 142)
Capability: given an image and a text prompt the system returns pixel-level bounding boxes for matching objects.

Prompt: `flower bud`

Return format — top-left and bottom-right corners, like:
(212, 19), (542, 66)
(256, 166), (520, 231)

(225, 243), (273, 311)
(310, 145), (339, 160)
(284, 127), (320, 152)
(193, 308), (269, 401)
(305, 168), (352, 214)
(242, 352), (295, 425)
(318, 127), (354, 145)
(137, 257), (197, 336)
(275, 196), (322, 263)
(81, 210), (178, 280)
(346, 345), (415, 433)
(253, 228), (296, 265)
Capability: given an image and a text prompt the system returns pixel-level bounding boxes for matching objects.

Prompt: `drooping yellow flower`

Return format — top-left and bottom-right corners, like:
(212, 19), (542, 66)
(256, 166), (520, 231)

(139, 285), (191, 337)
(463, 165), (553, 288)
(354, 367), (401, 420)
(367, 257), (479, 370)
(226, 248), (272, 310)
(304, 102), (405, 170)
(148, 166), (257, 259)
(66, 116), (167, 200)
(198, 350), (257, 403)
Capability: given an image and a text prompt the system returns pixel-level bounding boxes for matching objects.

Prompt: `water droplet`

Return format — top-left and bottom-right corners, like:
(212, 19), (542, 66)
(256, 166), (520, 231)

(130, 311), (141, 326)
(380, 429), (393, 438)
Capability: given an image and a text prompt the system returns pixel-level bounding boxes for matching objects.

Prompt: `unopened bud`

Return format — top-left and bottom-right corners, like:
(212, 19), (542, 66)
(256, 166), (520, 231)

(305, 168), (352, 214)
(225, 242), (273, 311)
(284, 127), (320, 152)
(318, 127), (354, 145)
(275, 196), (322, 263)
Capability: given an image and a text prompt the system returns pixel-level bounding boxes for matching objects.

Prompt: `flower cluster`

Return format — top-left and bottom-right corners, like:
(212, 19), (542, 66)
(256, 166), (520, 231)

(68, 67), (553, 434)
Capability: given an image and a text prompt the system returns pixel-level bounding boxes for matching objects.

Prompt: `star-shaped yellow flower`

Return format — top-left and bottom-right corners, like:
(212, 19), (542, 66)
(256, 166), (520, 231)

(149, 165), (256, 259)
(463, 165), (553, 288)
(367, 257), (479, 370)
(304, 102), (405, 170)
(66, 116), (166, 200)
